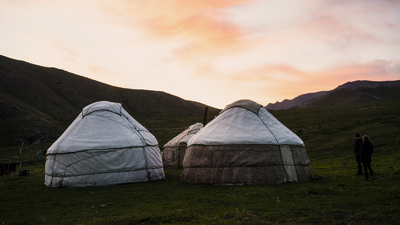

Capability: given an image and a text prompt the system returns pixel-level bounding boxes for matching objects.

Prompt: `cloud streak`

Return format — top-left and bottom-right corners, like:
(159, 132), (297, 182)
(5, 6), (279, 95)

(103, 0), (255, 59)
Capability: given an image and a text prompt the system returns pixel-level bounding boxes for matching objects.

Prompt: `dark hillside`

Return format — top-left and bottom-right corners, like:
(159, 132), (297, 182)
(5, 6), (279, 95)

(357, 85), (400, 101)
(265, 91), (329, 110)
(306, 85), (400, 107)
(266, 80), (400, 110)
(336, 80), (400, 90)
(0, 55), (219, 146)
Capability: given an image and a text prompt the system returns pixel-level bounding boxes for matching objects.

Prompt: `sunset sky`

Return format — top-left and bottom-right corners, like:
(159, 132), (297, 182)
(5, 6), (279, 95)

(1, 0), (399, 108)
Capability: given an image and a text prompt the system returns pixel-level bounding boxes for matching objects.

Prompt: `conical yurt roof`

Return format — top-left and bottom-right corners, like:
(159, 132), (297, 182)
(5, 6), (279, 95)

(187, 99), (303, 146)
(47, 101), (157, 154)
(164, 122), (203, 148)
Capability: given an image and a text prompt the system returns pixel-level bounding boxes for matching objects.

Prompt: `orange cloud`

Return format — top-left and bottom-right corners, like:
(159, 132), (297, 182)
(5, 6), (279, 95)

(308, 60), (400, 87)
(103, 0), (256, 58)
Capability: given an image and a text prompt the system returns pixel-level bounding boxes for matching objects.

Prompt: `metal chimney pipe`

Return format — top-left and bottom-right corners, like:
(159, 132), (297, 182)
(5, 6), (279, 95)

(203, 106), (208, 126)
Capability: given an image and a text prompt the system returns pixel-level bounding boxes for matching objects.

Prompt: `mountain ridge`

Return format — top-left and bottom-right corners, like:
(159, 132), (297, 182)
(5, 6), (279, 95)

(0, 54), (219, 146)
(265, 80), (400, 110)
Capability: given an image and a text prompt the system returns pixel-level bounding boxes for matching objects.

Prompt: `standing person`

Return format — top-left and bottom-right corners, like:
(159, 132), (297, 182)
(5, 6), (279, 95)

(354, 133), (363, 175)
(361, 135), (374, 181)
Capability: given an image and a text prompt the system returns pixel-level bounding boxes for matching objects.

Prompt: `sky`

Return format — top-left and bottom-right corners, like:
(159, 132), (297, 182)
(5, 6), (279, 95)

(1, 0), (399, 108)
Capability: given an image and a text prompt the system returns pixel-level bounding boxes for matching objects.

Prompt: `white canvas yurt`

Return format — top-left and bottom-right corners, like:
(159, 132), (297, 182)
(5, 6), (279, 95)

(162, 123), (203, 168)
(44, 101), (164, 187)
(182, 99), (312, 184)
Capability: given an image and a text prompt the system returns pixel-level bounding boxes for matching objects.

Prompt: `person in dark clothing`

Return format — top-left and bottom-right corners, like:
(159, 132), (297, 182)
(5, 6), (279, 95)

(361, 135), (374, 181)
(353, 133), (363, 175)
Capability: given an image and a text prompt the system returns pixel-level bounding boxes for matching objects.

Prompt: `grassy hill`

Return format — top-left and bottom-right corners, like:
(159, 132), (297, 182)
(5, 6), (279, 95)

(0, 100), (399, 224)
(0, 55), (220, 147)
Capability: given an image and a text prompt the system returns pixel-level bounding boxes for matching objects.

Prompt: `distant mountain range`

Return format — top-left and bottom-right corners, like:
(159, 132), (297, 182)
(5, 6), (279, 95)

(0, 55), (218, 146)
(265, 80), (400, 110)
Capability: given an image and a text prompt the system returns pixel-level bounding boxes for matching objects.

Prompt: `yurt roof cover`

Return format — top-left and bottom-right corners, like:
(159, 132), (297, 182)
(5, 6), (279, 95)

(188, 99), (304, 146)
(221, 99), (262, 114)
(163, 123), (203, 148)
(47, 101), (157, 154)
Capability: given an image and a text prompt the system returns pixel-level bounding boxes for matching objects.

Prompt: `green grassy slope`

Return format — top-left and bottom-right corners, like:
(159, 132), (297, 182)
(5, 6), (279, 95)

(1, 101), (399, 224)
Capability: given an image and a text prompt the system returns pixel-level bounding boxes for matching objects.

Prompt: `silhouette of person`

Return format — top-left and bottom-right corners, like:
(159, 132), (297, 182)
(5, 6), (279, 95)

(361, 135), (374, 181)
(353, 133), (363, 175)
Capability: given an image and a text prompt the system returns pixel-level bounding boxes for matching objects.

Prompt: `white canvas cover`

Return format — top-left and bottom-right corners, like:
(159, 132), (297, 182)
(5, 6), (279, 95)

(188, 100), (304, 146)
(164, 123), (203, 148)
(44, 101), (164, 187)
(162, 123), (203, 168)
(183, 99), (312, 184)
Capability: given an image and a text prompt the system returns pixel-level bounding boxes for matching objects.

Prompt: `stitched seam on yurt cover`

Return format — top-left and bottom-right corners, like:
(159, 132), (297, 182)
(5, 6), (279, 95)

(257, 111), (280, 145)
(185, 164), (284, 168)
(141, 146), (150, 181)
(46, 167), (163, 178)
(91, 113), (132, 130)
(47, 147), (163, 177)
(53, 116), (83, 153)
(172, 123), (202, 147)
(220, 100), (262, 115)
(163, 131), (185, 148)
(57, 150), (122, 176)
(46, 146), (150, 155)
(220, 106), (261, 115)
(128, 115), (148, 146)
(210, 107), (243, 128)
(290, 145), (299, 181)
(183, 165), (286, 168)
(82, 109), (122, 118)
(123, 114), (140, 132)
(213, 110), (257, 131)
(94, 113), (150, 147)
(277, 146), (288, 182)
(51, 154), (57, 186)
(187, 124), (202, 135)
(187, 144), (281, 149)
(54, 113), (146, 153)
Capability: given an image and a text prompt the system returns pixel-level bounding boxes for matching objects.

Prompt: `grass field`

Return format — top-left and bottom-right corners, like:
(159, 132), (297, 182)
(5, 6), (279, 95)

(1, 101), (399, 224)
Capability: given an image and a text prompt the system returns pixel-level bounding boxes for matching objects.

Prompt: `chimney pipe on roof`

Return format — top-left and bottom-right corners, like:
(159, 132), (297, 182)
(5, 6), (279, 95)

(203, 106), (208, 126)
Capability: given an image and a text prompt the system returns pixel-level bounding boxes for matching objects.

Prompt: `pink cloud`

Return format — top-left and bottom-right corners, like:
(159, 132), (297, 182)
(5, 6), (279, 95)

(301, 0), (400, 47)
(103, 0), (256, 58)
(310, 60), (400, 86)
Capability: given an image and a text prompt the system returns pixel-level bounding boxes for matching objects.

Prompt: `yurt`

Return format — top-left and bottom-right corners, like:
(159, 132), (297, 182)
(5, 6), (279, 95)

(182, 99), (312, 184)
(44, 101), (164, 187)
(162, 123), (203, 168)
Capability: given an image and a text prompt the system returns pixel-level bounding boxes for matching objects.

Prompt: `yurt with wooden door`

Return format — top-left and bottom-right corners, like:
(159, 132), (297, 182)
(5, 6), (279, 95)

(44, 101), (164, 187)
(162, 122), (203, 168)
(182, 99), (312, 184)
